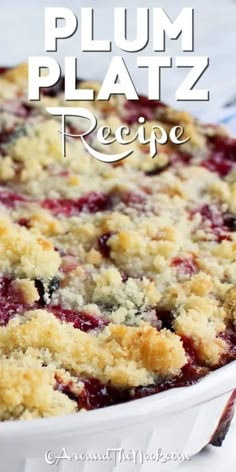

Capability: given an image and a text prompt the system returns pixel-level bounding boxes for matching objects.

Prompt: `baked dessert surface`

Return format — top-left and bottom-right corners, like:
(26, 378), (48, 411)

(0, 64), (236, 420)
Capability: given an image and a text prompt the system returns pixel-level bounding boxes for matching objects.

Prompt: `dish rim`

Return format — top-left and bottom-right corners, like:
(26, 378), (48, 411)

(0, 360), (235, 441)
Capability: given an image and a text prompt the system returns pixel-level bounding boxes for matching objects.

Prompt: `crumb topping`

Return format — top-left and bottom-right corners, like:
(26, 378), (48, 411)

(0, 216), (60, 278)
(0, 309), (186, 389)
(0, 64), (235, 420)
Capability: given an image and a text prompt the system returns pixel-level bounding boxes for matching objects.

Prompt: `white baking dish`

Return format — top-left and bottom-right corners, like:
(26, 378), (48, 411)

(0, 361), (235, 472)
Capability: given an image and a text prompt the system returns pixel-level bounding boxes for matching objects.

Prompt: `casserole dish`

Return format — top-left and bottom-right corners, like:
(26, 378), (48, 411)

(0, 362), (235, 471)
(0, 65), (236, 471)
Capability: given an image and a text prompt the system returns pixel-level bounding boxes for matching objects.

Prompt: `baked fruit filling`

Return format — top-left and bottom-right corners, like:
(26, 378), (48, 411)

(0, 64), (235, 420)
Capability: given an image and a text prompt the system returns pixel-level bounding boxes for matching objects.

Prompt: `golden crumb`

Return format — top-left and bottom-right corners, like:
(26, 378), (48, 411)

(11, 279), (40, 305)
(0, 310), (186, 390)
(0, 63), (235, 421)
(224, 286), (236, 323)
(0, 217), (60, 278)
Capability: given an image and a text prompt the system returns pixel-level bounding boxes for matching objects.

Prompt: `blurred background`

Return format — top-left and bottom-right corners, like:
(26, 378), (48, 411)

(1, 0), (236, 118)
